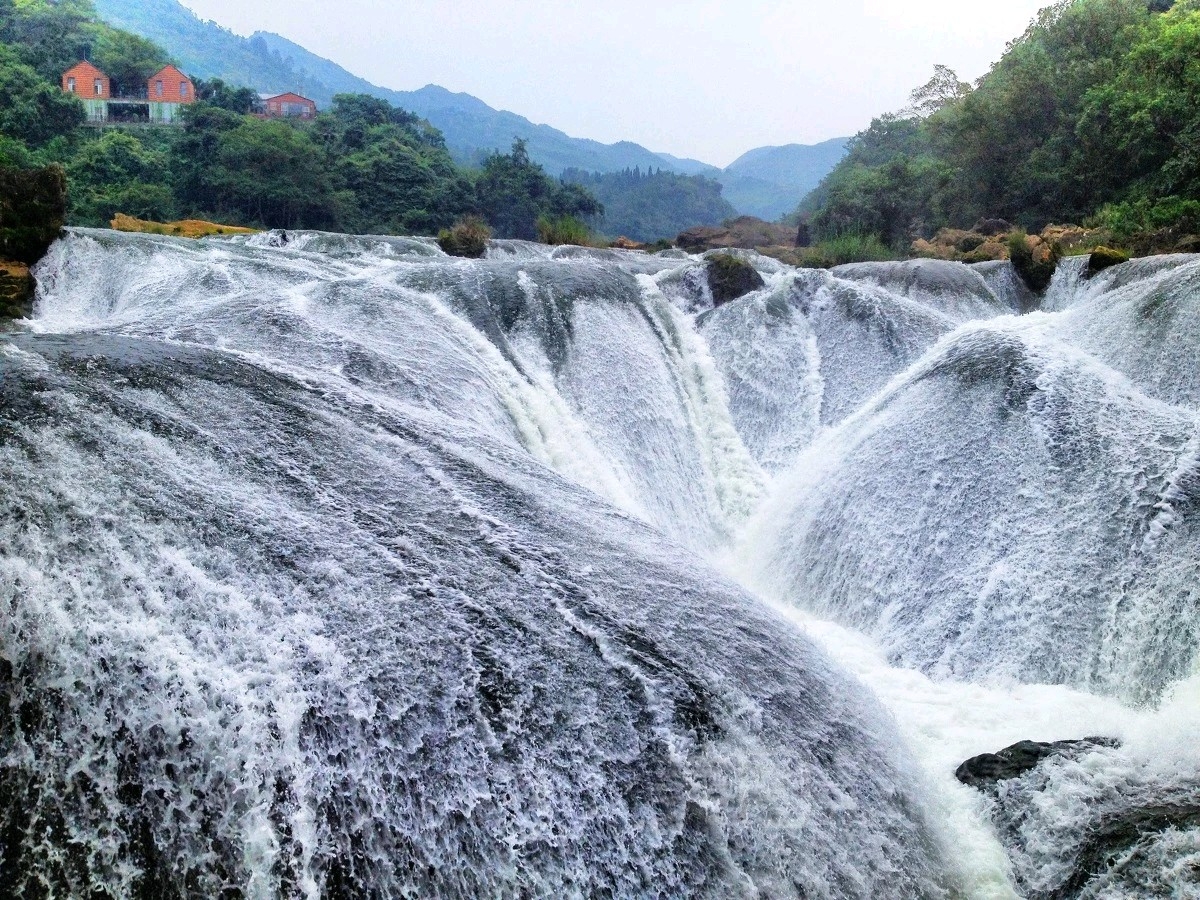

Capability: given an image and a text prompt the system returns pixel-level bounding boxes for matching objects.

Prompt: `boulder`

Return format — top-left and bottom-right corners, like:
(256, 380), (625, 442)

(972, 218), (1014, 236)
(956, 737), (1121, 792)
(1175, 234), (1200, 254)
(706, 253), (766, 306)
(608, 236), (645, 251)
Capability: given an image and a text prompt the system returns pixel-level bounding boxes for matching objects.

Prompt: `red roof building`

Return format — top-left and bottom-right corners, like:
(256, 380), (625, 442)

(148, 65), (195, 104)
(62, 61), (111, 99)
(260, 93), (318, 120)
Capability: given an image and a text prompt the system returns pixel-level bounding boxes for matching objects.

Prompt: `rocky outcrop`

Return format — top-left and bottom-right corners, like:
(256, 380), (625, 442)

(111, 213), (258, 239)
(705, 253), (766, 306)
(677, 216), (796, 253)
(0, 165), (66, 320)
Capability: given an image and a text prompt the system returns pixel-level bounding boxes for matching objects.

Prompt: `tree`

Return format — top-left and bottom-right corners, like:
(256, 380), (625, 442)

(90, 28), (170, 96)
(194, 78), (258, 114)
(474, 139), (601, 239)
(905, 65), (971, 118)
(0, 44), (84, 146)
(66, 130), (174, 224)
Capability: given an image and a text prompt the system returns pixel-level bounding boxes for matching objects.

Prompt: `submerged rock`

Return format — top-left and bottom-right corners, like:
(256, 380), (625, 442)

(956, 737), (1122, 791)
(963, 737), (1200, 899)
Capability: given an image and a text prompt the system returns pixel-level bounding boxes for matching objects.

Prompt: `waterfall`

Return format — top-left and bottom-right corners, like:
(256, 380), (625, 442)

(4, 228), (1199, 898)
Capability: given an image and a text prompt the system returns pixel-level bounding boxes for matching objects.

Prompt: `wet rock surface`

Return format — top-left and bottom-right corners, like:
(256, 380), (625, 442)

(706, 253), (766, 306)
(959, 738), (1200, 899)
(956, 738), (1122, 791)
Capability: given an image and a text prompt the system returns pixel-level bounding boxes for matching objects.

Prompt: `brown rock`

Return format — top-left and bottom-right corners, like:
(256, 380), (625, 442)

(676, 216), (795, 253)
(609, 236), (645, 251)
(0, 260), (34, 320)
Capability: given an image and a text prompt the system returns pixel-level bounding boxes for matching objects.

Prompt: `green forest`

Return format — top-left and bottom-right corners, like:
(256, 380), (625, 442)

(562, 168), (737, 242)
(0, 0), (602, 238)
(801, 0), (1200, 251)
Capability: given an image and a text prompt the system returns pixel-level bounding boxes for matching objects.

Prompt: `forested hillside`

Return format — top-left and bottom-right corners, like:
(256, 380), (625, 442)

(562, 168), (737, 242)
(0, 0), (600, 237)
(801, 0), (1200, 250)
(91, 0), (717, 178)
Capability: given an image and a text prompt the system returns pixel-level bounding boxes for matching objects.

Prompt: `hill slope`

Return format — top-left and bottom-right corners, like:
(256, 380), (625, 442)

(720, 139), (850, 220)
(92, 0), (848, 219)
(92, 0), (713, 175)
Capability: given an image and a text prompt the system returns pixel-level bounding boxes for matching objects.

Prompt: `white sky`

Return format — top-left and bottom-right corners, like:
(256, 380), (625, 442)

(179, 0), (1050, 167)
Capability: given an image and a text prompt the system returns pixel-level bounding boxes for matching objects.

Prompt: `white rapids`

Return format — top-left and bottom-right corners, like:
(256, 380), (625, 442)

(2, 231), (1198, 898)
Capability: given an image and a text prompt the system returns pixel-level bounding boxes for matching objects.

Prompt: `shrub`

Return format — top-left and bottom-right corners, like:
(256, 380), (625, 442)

(795, 232), (896, 268)
(437, 216), (491, 258)
(1089, 197), (1200, 242)
(535, 215), (595, 247)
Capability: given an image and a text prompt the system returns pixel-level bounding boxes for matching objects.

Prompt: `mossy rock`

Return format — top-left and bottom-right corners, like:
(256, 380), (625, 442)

(956, 233), (987, 253)
(1084, 246), (1131, 279)
(0, 165), (66, 265)
(1008, 232), (1062, 294)
(706, 253), (766, 306)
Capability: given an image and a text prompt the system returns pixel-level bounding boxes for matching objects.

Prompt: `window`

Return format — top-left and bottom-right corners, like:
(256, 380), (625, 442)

(156, 80), (163, 98)
(94, 79), (103, 96)
(180, 82), (189, 99)
(67, 77), (76, 92)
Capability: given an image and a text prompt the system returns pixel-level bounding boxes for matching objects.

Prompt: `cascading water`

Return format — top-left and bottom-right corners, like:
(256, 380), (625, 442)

(2, 228), (1198, 898)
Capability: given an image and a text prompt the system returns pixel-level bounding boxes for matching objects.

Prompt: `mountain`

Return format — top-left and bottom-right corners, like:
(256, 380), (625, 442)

(91, 0), (848, 219)
(717, 140), (851, 221)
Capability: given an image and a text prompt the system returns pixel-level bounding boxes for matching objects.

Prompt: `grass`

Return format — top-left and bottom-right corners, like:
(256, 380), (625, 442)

(535, 215), (598, 247)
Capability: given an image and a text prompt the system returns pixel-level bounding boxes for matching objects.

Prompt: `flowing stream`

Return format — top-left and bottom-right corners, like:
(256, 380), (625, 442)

(2, 230), (1198, 898)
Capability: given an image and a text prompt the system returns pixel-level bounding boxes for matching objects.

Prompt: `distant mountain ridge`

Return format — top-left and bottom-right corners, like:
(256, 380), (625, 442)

(92, 0), (848, 219)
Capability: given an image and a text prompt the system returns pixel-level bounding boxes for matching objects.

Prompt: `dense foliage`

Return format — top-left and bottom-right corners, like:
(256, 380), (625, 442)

(562, 167), (736, 242)
(801, 0), (1200, 248)
(0, 0), (601, 240)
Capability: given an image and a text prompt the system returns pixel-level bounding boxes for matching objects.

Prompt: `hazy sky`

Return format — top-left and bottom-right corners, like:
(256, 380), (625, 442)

(179, 0), (1050, 167)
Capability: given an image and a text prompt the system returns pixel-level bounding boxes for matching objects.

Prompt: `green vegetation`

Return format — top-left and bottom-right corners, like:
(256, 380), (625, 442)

(438, 216), (491, 258)
(800, 0), (1200, 254)
(562, 167), (736, 242)
(768, 232), (897, 269)
(535, 215), (596, 247)
(0, 0), (601, 242)
(0, 162), (66, 263)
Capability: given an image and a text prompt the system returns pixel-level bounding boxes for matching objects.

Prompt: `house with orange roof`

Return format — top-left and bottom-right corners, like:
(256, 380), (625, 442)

(61, 61), (197, 125)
